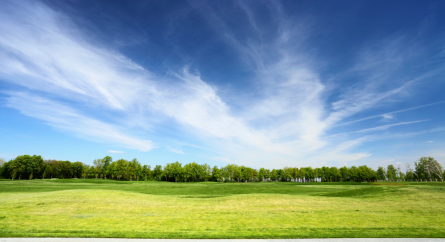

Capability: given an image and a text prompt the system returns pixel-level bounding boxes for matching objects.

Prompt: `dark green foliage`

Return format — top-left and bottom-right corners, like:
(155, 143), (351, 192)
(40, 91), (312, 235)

(386, 165), (397, 181)
(0, 154), (442, 184)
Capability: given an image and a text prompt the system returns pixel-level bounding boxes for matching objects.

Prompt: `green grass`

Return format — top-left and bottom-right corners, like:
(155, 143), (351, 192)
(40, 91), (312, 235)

(0, 179), (444, 238)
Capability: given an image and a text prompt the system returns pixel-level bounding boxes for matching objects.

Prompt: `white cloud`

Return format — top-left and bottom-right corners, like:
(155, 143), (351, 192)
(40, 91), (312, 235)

(0, 0), (439, 168)
(382, 114), (394, 120)
(5, 92), (154, 151)
(167, 147), (185, 155)
(336, 101), (445, 127)
(428, 141), (434, 143)
(109, 150), (124, 154)
(327, 120), (428, 138)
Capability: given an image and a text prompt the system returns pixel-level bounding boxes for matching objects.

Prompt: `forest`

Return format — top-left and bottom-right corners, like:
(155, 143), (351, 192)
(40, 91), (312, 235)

(0, 155), (443, 183)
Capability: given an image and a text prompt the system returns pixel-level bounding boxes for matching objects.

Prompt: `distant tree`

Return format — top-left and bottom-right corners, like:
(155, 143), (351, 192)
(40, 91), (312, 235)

(153, 165), (163, 181)
(233, 165), (241, 182)
(386, 165), (397, 181)
(168, 161), (182, 182)
(211, 166), (220, 182)
(142, 165), (151, 181)
(416, 157), (443, 182)
(115, 159), (128, 180)
(72, 161), (83, 178)
(299, 168), (306, 182)
(103, 156), (112, 177)
(330, 167), (341, 182)
(251, 168), (258, 182)
(396, 165), (405, 181)
(202, 163), (211, 181)
(376, 167), (386, 181)
(93, 159), (104, 175)
(405, 163), (415, 181)
(306, 167), (314, 182)
(270, 169), (278, 182)
(291, 168), (299, 182)
(88, 166), (95, 179)
(59, 161), (72, 178)
(10, 155), (26, 179)
(128, 158), (140, 181)
(1, 160), (11, 179)
(339, 166), (349, 182)
(348, 166), (358, 182)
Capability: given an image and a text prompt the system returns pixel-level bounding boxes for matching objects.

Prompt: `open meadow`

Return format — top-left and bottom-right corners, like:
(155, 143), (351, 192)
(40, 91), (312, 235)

(0, 179), (444, 238)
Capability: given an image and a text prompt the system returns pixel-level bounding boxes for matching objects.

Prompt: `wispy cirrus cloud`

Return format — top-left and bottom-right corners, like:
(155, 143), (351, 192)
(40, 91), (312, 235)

(5, 92), (155, 151)
(327, 120), (429, 137)
(0, 0), (441, 168)
(109, 150), (124, 154)
(167, 147), (185, 155)
(336, 101), (445, 127)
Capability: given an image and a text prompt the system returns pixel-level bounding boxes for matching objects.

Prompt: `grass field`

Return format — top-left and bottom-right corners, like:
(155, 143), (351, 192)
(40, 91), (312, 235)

(0, 179), (444, 238)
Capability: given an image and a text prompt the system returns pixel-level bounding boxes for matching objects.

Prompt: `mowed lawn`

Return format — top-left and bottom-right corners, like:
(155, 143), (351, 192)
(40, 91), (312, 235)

(0, 179), (444, 238)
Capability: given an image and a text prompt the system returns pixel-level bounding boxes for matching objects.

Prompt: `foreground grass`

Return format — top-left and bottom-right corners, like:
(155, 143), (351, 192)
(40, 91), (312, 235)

(0, 179), (444, 238)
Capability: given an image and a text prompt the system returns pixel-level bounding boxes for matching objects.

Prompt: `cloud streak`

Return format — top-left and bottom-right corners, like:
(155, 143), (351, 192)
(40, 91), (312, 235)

(109, 150), (124, 154)
(0, 0), (441, 168)
(336, 101), (445, 127)
(5, 92), (155, 151)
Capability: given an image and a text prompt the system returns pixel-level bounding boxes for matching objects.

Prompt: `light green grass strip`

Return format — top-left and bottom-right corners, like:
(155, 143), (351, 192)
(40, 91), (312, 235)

(0, 180), (444, 238)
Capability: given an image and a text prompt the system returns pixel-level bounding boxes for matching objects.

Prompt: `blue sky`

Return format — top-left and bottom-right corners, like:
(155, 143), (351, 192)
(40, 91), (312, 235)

(0, 0), (444, 169)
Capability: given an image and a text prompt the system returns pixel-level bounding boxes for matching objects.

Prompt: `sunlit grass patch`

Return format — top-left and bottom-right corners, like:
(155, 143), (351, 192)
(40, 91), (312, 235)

(0, 180), (444, 238)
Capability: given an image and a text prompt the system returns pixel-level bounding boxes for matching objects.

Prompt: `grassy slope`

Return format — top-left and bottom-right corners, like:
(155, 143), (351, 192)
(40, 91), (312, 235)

(0, 179), (444, 238)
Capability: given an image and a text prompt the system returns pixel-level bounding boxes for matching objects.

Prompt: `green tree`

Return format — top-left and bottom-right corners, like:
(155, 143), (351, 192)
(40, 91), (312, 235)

(306, 167), (314, 182)
(59, 160), (73, 179)
(93, 158), (104, 176)
(169, 161), (182, 182)
(299, 168), (306, 182)
(153, 165), (163, 181)
(386, 165), (397, 181)
(330, 167), (340, 182)
(202, 163), (211, 181)
(10, 155), (26, 179)
(1, 160), (11, 179)
(142, 165), (152, 181)
(376, 167), (386, 181)
(291, 167), (299, 182)
(339, 166), (349, 181)
(102, 156), (112, 178)
(72, 161), (83, 178)
(270, 169), (278, 182)
(212, 166), (221, 182)
(405, 163), (415, 181)
(416, 157), (443, 182)
(349, 166), (358, 182)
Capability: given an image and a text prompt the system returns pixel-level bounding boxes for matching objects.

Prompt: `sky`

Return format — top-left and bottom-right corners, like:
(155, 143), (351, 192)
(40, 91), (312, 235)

(0, 0), (444, 170)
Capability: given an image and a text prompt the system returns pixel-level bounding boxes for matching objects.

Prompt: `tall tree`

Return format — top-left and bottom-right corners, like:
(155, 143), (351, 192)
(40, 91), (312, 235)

(102, 156), (112, 177)
(376, 167), (386, 181)
(416, 157), (443, 182)
(405, 163), (415, 181)
(386, 165), (397, 181)
(72, 161), (83, 178)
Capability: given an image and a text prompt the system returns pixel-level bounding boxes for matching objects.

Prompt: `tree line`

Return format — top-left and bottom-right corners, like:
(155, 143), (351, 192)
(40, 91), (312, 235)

(0, 155), (443, 182)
